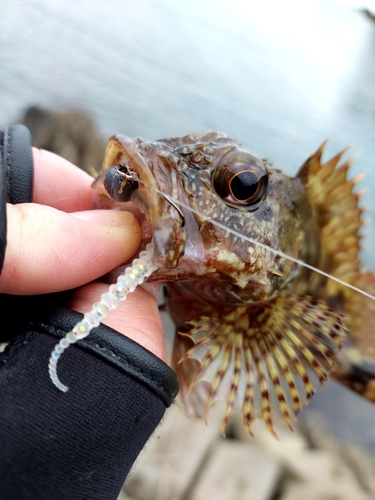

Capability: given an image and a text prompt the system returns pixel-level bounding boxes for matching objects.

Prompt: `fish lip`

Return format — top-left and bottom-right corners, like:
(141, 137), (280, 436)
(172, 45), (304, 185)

(94, 134), (184, 268)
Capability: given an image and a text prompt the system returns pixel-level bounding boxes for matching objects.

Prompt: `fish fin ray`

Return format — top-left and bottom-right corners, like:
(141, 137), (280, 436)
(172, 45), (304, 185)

(177, 295), (345, 436)
(298, 143), (363, 296)
(172, 333), (207, 418)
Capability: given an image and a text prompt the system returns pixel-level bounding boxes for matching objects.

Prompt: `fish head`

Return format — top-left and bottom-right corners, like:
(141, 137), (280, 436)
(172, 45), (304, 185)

(93, 132), (319, 304)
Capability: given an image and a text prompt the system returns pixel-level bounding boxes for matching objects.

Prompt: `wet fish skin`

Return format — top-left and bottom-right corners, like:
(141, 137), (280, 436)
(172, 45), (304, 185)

(93, 132), (373, 436)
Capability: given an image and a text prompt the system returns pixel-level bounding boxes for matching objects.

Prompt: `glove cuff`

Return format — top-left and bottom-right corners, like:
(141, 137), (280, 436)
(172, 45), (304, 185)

(30, 307), (179, 406)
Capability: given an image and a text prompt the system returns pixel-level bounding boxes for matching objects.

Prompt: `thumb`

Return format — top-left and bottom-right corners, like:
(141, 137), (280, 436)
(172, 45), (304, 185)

(0, 204), (141, 294)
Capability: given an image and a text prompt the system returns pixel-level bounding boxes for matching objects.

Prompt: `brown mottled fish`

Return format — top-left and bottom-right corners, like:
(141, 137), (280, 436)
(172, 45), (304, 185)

(93, 132), (375, 436)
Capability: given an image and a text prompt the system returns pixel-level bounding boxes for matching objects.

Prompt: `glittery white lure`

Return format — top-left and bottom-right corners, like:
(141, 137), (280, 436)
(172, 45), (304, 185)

(48, 243), (156, 392)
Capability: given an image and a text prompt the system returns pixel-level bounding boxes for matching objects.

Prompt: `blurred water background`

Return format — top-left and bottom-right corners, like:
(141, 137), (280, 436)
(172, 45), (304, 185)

(1, 0), (375, 456)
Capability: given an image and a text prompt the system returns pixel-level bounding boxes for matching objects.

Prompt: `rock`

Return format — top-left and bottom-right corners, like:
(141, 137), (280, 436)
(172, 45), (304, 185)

(226, 412), (307, 455)
(120, 406), (375, 500)
(275, 427), (375, 500)
(189, 439), (281, 500)
(123, 403), (222, 500)
(280, 468), (373, 500)
(20, 105), (105, 175)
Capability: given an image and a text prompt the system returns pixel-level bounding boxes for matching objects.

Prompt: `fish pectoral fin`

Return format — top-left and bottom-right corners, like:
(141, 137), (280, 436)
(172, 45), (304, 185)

(177, 295), (346, 437)
(171, 332), (208, 418)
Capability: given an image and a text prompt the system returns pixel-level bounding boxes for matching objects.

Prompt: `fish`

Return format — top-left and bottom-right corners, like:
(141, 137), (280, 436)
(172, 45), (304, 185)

(92, 131), (375, 437)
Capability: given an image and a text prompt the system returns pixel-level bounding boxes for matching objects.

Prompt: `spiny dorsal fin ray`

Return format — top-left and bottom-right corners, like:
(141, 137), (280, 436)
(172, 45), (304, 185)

(179, 295), (346, 436)
(297, 143), (363, 294)
(340, 271), (375, 349)
(298, 144), (375, 405)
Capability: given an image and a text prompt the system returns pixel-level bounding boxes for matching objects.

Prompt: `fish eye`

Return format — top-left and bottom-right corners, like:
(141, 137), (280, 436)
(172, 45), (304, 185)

(212, 151), (268, 209)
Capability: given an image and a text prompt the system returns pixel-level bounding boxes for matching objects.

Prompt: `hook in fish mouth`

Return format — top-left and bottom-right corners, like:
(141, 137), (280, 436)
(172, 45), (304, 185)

(117, 162), (141, 182)
(102, 163), (185, 236)
(112, 164), (185, 225)
(103, 163), (140, 202)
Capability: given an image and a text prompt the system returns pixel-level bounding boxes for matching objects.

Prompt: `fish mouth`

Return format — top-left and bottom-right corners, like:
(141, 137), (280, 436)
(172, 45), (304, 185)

(93, 134), (186, 270)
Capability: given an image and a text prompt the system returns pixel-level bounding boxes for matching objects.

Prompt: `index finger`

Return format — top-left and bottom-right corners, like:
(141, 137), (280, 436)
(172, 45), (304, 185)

(33, 148), (97, 211)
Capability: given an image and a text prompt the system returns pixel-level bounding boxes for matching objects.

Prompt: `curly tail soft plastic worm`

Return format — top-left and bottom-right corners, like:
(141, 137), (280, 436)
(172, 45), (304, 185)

(48, 243), (156, 392)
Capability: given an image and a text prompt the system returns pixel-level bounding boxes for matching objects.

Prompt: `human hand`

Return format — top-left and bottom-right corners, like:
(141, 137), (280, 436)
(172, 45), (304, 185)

(0, 147), (165, 360)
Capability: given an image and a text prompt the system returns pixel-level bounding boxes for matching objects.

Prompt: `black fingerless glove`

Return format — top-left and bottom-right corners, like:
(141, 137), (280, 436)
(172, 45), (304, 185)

(0, 125), (179, 500)
(0, 125), (34, 273)
(0, 308), (178, 500)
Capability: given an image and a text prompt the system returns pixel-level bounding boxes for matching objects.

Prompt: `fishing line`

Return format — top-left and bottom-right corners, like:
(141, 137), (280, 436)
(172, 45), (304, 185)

(49, 177), (374, 392)
(156, 188), (375, 303)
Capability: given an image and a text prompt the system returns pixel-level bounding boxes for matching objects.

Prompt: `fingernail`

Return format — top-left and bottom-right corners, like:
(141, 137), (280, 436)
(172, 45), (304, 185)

(72, 210), (135, 226)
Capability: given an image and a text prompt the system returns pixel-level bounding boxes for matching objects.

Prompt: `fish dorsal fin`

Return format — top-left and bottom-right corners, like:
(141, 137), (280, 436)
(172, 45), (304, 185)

(297, 144), (375, 404)
(297, 142), (364, 297)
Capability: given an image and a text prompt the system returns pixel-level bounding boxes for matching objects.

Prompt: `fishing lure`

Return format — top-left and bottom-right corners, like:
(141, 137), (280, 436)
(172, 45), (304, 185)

(48, 243), (156, 392)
